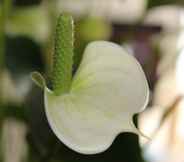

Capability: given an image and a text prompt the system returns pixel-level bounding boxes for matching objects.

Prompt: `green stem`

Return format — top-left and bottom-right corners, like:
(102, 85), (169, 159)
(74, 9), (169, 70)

(0, 0), (12, 71)
(52, 14), (74, 95)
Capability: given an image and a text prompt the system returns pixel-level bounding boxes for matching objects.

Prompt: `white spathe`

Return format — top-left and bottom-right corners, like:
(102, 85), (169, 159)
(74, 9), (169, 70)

(32, 41), (149, 154)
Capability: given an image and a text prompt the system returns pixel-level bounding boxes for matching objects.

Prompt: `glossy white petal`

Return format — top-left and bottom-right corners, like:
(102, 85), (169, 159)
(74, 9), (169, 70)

(37, 41), (149, 154)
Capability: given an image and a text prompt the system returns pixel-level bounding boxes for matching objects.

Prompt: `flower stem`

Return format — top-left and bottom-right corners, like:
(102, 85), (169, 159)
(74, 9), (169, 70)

(51, 14), (74, 95)
(0, 0), (12, 71)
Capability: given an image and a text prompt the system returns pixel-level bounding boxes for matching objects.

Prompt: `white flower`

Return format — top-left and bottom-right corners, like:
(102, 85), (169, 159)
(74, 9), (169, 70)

(32, 41), (149, 154)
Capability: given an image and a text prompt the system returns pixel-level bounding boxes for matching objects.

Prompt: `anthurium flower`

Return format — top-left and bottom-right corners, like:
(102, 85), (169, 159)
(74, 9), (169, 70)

(31, 15), (149, 154)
